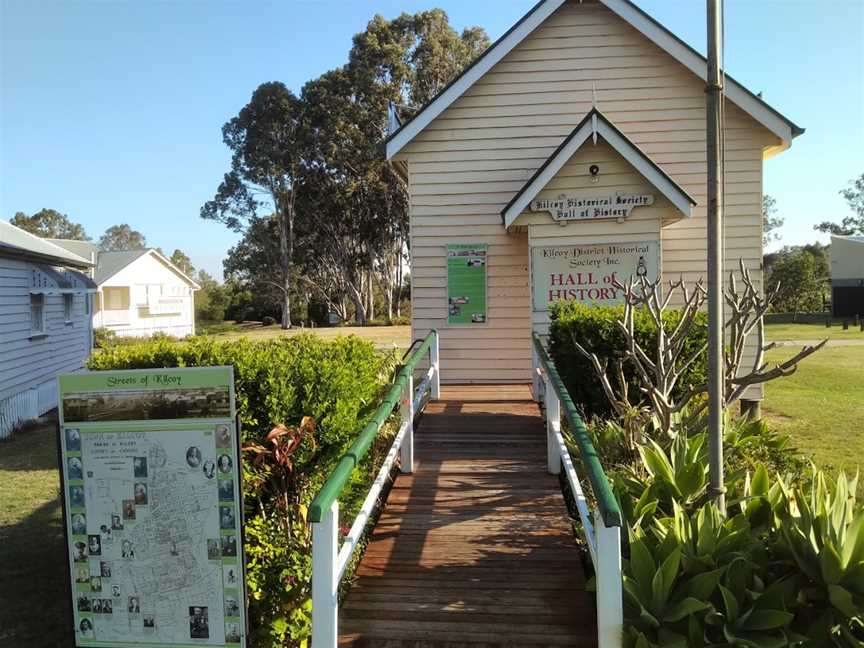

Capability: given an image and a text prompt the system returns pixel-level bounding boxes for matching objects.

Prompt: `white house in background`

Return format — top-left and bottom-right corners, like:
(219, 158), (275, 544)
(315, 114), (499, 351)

(830, 235), (864, 319)
(0, 221), (96, 438)
(49, 240), (200, 338)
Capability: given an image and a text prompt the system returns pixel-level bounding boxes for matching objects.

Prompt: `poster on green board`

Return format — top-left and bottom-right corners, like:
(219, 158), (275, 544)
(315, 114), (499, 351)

(447, 243), (487, 325)
(57, 366), (248, 648)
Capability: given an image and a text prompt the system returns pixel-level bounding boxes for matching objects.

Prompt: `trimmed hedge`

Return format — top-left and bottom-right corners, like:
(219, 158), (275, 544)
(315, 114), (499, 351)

(548, 301), (707, 418)
(88, 334), (397, 646)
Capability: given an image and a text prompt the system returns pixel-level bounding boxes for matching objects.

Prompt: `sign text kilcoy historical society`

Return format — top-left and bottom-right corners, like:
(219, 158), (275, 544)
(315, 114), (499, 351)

(530, 193), (654, 222)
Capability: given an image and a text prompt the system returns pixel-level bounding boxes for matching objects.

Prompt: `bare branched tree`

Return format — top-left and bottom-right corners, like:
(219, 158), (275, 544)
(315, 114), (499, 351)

(571, 261), (826, 437)
(724, 260), (826, 404)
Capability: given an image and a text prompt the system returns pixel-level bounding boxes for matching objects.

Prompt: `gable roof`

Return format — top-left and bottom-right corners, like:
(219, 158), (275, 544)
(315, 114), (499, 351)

(94, 249), (200, 289)
(0, 221), (92, 268)
(386, 0), (803, 160)
(48, 240), (200, 289)
(94, 249), (150, 284)
(501, 108), (696, 227)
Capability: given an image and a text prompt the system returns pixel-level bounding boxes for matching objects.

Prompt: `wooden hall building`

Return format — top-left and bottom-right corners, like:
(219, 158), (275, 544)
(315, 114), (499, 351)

(386, 0), (801, 397)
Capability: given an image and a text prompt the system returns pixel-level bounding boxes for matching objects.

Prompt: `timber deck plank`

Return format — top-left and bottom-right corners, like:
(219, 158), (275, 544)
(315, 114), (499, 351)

(338, 384), (596, 647)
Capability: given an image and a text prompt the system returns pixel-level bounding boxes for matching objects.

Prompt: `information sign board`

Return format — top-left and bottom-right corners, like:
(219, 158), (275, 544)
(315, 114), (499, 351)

(531, 241), (660, 311)
(58, 366), (247, 648)
(447, 243), (488, 325)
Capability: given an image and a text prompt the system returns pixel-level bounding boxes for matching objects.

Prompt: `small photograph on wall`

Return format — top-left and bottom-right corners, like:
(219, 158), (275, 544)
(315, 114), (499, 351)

(447, 244), (487, 325)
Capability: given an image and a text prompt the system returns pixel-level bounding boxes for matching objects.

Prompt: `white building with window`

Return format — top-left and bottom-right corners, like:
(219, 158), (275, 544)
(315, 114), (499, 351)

(0, 221), (96, 438)
(48, 241), (200, 338)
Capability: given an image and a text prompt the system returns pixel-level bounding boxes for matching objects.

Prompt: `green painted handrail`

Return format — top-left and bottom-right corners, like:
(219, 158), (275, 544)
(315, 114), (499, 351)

(533, 334), (623, 528)
(308, 331), (436, 523)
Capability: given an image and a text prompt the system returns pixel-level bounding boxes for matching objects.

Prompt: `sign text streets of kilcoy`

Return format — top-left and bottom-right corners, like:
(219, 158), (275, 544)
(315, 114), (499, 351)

(530, 192), (654, 222)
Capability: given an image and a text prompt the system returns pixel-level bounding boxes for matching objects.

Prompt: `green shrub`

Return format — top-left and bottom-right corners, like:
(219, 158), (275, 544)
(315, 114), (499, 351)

(93, 327), (116, 348)
(87, 334), (397, 646)
(548, 301), (707, 418)
(262, 316), (277, 326)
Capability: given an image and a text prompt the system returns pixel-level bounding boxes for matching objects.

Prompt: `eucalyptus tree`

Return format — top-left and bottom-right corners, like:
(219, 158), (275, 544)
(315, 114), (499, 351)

(201, 82), (306, 329)
(814, 172), (864, 236)
(99, 224), (147, 251)
(11, 208), (89, 240)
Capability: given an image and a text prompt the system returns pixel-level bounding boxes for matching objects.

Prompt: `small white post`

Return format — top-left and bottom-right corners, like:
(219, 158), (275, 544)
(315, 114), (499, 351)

(430, 330), (441, 400)
(311, 501), (339, 648)
(400, 372), (414, 473)
(595, 510), (623, 648)
(545, 379), (560, 475)
(531, 346), (541, 402)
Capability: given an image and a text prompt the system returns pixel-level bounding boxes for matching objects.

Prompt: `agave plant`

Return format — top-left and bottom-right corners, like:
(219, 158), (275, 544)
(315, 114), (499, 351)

(775, 469), (864, 646)
(623, 534), (722, 645)
(637, 433), (709, 512)
(702, 559), (801, 648)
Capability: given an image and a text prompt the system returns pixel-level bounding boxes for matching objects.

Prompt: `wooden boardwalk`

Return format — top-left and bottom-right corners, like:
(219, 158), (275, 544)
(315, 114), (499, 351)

(339, 385), (596, 647)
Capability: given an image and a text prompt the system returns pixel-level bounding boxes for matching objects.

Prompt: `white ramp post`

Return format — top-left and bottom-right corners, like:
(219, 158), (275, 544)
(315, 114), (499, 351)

(430, 330), (441, 400)
(595, 510), (623, 648)
(545, 379), (561, 475)
(400, 372), (414, 473)
(311, 501), (339, 648)
(531, 346), (541, 402)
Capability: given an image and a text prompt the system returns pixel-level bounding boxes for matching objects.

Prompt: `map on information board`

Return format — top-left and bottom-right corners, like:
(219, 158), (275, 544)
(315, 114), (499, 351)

(447, 243), (487, 325)
(58, 367), (247, 648)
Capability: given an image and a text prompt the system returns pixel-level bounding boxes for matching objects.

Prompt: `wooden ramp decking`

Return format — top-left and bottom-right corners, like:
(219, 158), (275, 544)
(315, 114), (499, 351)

(339, 385), (596, 647)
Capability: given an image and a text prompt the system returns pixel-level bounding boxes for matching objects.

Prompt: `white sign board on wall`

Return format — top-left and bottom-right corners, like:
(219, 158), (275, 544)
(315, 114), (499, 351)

(531, 241), (659, 312)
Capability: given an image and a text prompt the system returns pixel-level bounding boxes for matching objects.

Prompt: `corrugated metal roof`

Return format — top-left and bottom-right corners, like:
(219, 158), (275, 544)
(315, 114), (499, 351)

(47, 238), (99, 261)
(93, 249), (150, 284)
(0, 221), (92, 267)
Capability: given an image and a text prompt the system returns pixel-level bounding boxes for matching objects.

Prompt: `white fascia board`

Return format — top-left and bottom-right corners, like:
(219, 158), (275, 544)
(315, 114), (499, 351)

(148, 249), (201, 289)
(504, 119), (694, 228)
(600, 0), (794, 146)
(385, 0), (567, 160)
(503, 128), (592, 228)
(598, 121), (694, 218)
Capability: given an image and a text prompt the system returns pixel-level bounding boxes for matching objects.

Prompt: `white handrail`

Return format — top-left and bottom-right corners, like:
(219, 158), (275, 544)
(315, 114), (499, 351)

(534, 352), (623, 648)
(311, 331), (440, 648)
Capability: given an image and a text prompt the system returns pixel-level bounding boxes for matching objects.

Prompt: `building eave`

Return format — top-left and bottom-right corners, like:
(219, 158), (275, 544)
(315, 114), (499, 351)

(385, 0), (802, 160)
(501, 108), (696, 228)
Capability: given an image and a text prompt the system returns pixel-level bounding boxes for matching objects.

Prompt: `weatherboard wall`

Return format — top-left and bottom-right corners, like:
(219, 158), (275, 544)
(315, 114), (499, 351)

(401, 0), (777, 387)
(0, 257), (93, 436)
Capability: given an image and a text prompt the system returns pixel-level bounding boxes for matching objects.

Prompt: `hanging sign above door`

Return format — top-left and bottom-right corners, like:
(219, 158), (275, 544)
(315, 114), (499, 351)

(530, 192), (654, 223)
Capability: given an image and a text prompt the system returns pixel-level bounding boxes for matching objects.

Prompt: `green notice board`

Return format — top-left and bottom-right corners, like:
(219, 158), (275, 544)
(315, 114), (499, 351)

(57, 366), (248, 648)
(447, 243), (487, 325)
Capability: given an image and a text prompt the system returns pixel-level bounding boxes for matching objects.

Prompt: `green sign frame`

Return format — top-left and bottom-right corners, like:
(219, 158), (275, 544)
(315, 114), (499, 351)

(57, 366), (247, 648)
(446, 243), (488, 325)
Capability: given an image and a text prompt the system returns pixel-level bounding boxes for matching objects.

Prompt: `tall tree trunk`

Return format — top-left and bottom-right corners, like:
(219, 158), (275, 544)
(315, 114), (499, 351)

(348, 282), (367, 325)
(396, 236), (403, 318)
(278, 211), (291, 329)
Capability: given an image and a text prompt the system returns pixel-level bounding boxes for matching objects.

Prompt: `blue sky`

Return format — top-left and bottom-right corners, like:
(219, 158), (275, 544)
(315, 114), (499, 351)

(1, 0), (861, 279)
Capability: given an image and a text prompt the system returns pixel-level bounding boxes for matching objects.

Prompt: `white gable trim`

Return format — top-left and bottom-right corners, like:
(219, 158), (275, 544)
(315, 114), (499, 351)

(147, 250), (201, 290)
(502, 114), (695, 228)
(600, 0), (795, 146)
(385, 0), (800, 160)
(385, 0), (567, 160)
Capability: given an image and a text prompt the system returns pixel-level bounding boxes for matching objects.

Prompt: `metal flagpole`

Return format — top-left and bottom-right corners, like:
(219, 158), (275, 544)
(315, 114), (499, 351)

(706, 0), (726, 513)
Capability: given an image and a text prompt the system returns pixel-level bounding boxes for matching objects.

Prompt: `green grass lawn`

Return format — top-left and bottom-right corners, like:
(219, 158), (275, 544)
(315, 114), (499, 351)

(199, 321), (411, 350)
(0, 417), (73, 646)
(765, 321), (864, 342)
(762, 345), (864, 489)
